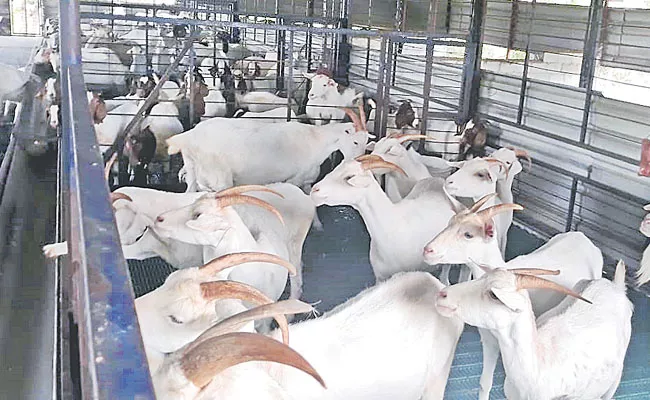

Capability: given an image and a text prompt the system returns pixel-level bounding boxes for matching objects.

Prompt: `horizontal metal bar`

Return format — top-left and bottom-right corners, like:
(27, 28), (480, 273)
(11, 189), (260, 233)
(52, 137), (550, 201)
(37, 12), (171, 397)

(80, 12), (468, 41)
(59, 0), (156, 396)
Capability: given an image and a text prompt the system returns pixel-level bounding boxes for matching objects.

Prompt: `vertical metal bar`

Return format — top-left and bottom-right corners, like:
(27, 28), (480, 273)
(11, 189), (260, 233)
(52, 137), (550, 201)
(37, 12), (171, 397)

(578, 0), (604, 143)
(458, 0), (487, 126)
(365, 0), (372, 79)
(276, 25), (285, 92)
(565, 177), (579, 232)
(392, 0), (406, 86)
(58, 0), (155, 396)
(380, 40), (394, 138)
(306, 0), (314, 70)
(189, 38), (195, 129)
(145, 8), (149, 71)
(373, 36), (388, 137)
(516, 0), (536, 125)
(287, 31), (294, 121)
(419, 38), (434, 151)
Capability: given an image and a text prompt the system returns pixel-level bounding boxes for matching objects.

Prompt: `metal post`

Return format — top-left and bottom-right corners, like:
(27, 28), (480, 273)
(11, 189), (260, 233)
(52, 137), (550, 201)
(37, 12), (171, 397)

(516, 0), (536, 124)
(457, 0), (487, 126)
(58, 0), (155, 396)
(392, 0), (406, 86)
(419, 38), (435, 151)
(287, 31), (294, 121)
(374, 36), (388, 137)
(578, 0), (605, 143)
(380, 40), (395, 135)
(565, 177), (579, 231)
(276, 26), (286, 92)
(306, 0), (314, 71)
(335, 0), (350, 84)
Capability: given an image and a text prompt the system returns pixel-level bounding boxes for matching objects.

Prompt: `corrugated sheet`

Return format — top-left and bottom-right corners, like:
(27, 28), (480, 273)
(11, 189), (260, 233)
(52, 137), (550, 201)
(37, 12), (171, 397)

(602, 9), (650, 72)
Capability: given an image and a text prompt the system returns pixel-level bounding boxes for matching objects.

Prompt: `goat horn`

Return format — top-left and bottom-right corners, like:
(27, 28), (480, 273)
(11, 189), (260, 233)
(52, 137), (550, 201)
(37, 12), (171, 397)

(515, 274), (592, 304)
(357, 103), (367, 132)
(189, 299), (312, 351)
(468, 193), (498, 214)
(340, 107), (362, 132)
(483, 158), (509, 179)
(199, 252), (297, 276)
(104, 152), (117, 181)
(216, 185), (285, 199)
(443, 185), (467, 214)
(508, 268), (560, 276)
(507, 146), (533, 171)
(110, 192), (133, 203)
(396, 134), (430, 144)
(359, 158), (407, 176)
(213, 194), (284, 225)
(476, 203), (524, 221)
(355, 154), (383, 163)
(181, 332), (326, 389)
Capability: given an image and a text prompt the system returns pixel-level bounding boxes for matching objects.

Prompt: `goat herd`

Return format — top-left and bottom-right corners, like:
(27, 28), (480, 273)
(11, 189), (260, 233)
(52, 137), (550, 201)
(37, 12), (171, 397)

(32, 16), (642, 400)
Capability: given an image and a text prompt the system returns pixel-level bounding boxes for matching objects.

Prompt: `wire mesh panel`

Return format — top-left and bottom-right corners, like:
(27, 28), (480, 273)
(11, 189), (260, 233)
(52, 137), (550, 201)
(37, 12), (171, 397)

(464, 0), (650, 285)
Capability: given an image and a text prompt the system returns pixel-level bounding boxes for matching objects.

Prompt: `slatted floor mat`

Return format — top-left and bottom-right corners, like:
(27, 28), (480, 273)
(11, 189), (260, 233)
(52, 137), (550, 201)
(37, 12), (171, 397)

(128, 205), (650, 398)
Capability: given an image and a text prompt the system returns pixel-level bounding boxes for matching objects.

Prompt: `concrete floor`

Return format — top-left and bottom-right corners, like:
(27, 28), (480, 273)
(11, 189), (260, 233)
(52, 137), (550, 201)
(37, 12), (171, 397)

(129, 204), (650, 398)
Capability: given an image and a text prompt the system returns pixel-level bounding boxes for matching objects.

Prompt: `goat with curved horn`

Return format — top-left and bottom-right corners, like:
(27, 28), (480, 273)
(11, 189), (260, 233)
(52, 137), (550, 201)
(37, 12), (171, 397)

(210, 194), (285, 225)
(216, 185), (285, 199)
(443, 185), (467, 214)
(476, 203), (524, 221)
(515, 273), (592, 304)
(468, 193), (498, 214)
(359, 157), (407, 176)
(199, 252), (297, 276)
(110, 192), (133, 203)
(188, 299), (313, 352)
(180, 332), (326, 390)
(340, 107), (363, 132)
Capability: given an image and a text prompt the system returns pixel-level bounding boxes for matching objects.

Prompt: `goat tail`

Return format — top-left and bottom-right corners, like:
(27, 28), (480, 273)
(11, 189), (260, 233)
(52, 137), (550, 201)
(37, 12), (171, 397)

(635, 246), (650, 287)
(614, 259), (627, 290)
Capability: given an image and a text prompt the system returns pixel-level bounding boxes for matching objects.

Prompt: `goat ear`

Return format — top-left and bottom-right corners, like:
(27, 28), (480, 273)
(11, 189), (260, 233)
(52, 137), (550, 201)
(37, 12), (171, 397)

(94, 100), (107, 124)
(365, 142), (376, 151)
(483, 220), (495, 239)
(347, 174), (373, 188)
(490, 287), (526, 312)
(186, 214), (223, 232)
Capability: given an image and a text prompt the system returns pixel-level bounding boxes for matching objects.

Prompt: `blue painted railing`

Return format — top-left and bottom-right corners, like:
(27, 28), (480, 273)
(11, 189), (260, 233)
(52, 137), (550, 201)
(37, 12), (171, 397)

(58, 0), (156, 397)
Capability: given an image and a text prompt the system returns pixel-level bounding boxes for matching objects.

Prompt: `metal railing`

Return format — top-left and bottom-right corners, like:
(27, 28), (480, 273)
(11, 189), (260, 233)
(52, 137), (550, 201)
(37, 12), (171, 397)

(58, 0), (155, 397)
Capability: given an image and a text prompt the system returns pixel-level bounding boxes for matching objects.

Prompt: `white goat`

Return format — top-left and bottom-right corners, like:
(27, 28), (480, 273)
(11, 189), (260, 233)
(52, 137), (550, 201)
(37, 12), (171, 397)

(367, 134), (453, 202)
(235, 90), (289, 113)
(311, 157), (456, 282)
(436, 263), (632, 400)
(42, 189), (205, 269)
(303, 73), (363, 125)
(233, 107), (296, 122)
(423, 199), (604, 400)
(154, 271), (464, 400)
(636, 203), (650, 286)
(166, 107), (370, 193)
(135, 252), (298, 373)
(81, 47), (129, 90)
(153, 184), (314, 307)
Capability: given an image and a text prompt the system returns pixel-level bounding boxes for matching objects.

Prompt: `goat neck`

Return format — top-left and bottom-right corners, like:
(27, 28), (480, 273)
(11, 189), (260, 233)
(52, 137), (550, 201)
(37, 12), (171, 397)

(350, 180), (399, 250)
(493, 305), (542, 399)
(495, 172), (515, 205)
(201, 207), (261, 273)
(467, 237), (508, 279)
(402, 147), (434, 180)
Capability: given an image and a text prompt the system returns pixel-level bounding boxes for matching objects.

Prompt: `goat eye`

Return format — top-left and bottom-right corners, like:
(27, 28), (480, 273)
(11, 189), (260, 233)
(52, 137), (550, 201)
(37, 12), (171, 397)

(464, 232), (473, 239)
(344, 175), (354, 181)
(488, 291), (499, 301)
(192, 212), (201, 219)
(476, 172), (485, 178)
(353, 141), (359, 145)
(168, 315), (183, 324)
